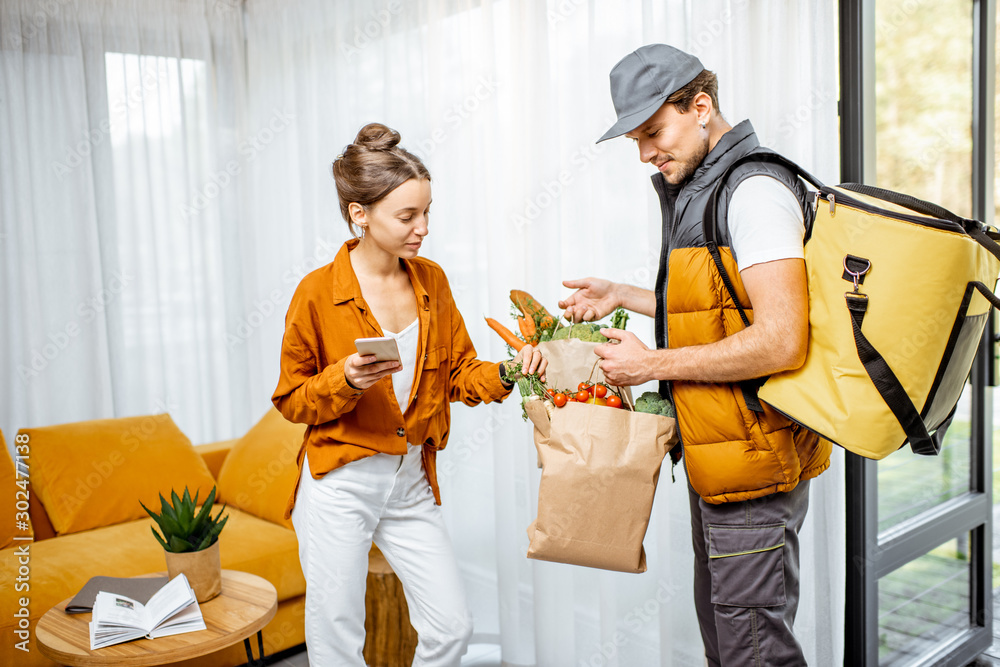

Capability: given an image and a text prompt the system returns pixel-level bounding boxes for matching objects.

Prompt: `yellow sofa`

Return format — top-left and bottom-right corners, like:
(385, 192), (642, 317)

(0, 408), (308, 667)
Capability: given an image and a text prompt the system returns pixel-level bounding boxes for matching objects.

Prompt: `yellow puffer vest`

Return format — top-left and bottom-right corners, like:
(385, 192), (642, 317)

(666, 247), (831, 504)
(652, 121), (831, 504)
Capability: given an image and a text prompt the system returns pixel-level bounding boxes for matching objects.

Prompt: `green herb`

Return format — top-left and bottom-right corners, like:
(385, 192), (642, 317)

(510, 361), (550, 420)
(611, 307), (629, 330)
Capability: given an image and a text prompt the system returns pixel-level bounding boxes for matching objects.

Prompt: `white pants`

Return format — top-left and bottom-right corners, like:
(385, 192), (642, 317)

(292, 445), (473, 667)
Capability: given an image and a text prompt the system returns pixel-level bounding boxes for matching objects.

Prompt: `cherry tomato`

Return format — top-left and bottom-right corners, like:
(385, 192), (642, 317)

(575, 390), (590, 403)
(586, 396), (608, 406)
(594, 384), (608, 398)
(578, 382), (592, 392)
(547, 388), (556, 397)
(553, 393), (568, 408)
(606, 395), (623, 409)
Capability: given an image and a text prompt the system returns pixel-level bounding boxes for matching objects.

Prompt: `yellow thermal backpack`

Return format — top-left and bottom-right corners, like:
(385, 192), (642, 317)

(704, 153), (1000, 459)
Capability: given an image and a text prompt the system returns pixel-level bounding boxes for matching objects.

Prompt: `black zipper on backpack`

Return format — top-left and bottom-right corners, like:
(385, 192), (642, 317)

(818, 187), (967, 234)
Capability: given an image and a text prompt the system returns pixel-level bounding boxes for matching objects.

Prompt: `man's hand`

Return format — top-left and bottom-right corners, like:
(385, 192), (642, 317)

(344, 354), (401, 390)
(558, 278), (620, 323)
(594, 329), (653, 386)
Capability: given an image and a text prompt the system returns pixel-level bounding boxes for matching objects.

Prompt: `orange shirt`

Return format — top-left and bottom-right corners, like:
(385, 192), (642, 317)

(273, 239), (512, 517)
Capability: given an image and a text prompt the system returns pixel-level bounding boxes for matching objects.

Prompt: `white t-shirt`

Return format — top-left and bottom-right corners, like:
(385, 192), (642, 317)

(383, 318), (419, 414)
(727, 175), (805, 270)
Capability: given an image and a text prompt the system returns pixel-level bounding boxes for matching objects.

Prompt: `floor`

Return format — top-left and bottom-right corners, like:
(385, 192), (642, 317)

(266, 642), (502, 666)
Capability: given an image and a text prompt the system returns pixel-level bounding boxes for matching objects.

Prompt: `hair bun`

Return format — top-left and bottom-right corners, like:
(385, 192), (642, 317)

(354, 123), (401, 151)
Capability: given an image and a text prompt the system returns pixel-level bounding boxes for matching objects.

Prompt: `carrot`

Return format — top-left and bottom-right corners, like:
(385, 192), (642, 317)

(510, 290), (553, 322)
(517, 316), (537, 342)
(485, 317), (526, 350)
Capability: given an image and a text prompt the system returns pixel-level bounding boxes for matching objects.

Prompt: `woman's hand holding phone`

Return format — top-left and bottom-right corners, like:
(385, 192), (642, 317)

(344, 353), (402, 390)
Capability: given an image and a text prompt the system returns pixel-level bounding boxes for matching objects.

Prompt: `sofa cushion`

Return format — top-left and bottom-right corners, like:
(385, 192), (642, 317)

(1, 430), (32, 548)
(0, 506), (304, 631)
(23, 414), (216, 535)
(217, 408), (305, 529)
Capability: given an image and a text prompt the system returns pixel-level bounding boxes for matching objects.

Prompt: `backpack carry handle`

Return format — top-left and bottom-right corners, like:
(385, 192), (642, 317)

(838, 182), (970, 227)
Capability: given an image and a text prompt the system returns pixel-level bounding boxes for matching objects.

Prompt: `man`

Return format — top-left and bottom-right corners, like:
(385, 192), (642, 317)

(559, 44), (831, 666)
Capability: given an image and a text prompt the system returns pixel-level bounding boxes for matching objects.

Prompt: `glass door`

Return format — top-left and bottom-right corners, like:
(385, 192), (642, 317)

(841, 0), (996, 664)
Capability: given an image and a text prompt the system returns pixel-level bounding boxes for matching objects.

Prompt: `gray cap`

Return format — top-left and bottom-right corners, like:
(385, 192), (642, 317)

(597, 44), (704, 143)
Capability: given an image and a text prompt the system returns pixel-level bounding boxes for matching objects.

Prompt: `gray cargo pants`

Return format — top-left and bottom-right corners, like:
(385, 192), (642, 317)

(688, 479), (811, 667)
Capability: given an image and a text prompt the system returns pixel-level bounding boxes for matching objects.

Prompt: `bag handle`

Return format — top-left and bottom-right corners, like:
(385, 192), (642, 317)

(837, 184), (1000, 266)
(838, 182), (968, 226)
(587, 355), (635, 410)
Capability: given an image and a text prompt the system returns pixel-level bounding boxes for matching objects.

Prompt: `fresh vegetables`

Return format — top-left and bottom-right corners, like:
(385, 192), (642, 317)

(490, 289), (674, 420)
(510, 289), (559, 344)
(492, 291), (630, 348)
(551, 322), (608, 343)
(610, 307), (629, 330)
(634, 391), (675, 418)
(485, 317), (526, 351)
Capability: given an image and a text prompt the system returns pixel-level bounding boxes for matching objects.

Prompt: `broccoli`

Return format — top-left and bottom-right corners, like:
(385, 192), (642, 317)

(551, 322), (608, 343)
(634, 391), (675, 418)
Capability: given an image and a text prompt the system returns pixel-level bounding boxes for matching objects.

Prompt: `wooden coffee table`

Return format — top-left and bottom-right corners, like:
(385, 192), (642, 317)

(36, 569), (278, 666)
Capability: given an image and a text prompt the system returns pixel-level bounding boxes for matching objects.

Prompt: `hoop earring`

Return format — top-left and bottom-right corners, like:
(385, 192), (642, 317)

(359, 225), (367, 240)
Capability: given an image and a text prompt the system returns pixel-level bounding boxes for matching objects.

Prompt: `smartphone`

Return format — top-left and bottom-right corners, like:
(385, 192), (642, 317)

(354, 336), (402, 363)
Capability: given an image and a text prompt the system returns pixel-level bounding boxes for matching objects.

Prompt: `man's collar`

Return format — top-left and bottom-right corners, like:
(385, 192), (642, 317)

(686, 119), (759, 189)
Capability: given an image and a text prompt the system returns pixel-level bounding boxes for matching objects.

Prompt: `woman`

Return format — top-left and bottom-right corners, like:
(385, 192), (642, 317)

(272, 123), (545, 666)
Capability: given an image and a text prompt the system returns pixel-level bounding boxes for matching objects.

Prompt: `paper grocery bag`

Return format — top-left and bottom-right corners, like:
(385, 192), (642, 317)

(524, 398), (677, 573)
(535, 339), (631, 402)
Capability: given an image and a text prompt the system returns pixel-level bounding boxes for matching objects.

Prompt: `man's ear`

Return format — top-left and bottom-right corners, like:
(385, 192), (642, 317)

(692, 91), (714, 126)
(348, 202), (367, 226)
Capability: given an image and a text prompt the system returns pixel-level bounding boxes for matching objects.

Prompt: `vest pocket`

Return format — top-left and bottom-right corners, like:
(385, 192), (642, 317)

(708, 523), (786, 607)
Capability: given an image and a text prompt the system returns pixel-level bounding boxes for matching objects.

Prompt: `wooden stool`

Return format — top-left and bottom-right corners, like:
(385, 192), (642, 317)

(364, 544), (418, 667)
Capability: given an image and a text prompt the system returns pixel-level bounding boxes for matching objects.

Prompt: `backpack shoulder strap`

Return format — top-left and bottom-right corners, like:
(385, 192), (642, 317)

(699, 152), (822, 413)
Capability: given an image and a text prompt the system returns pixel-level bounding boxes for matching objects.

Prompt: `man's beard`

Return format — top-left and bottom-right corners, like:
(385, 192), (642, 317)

(666, 137), (711, 185)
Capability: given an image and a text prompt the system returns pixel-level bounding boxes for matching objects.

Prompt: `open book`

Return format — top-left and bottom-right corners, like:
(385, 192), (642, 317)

(89, 573), (206, 650)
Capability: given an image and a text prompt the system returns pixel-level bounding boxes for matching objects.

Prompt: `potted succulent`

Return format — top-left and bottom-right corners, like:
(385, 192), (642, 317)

(141, 486), (229, 602)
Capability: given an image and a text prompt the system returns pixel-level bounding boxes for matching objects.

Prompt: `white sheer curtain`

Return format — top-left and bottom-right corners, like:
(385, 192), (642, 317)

(242, 1), (844, 665)
(0, 0), (254, 441)
(1, 0), (844, 664)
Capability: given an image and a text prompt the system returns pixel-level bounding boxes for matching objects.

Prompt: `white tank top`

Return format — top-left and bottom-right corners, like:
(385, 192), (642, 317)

(382, 318), (419, 414)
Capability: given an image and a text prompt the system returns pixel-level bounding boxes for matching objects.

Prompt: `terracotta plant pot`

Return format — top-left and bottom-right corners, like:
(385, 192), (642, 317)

(164, 540), (222, 602)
